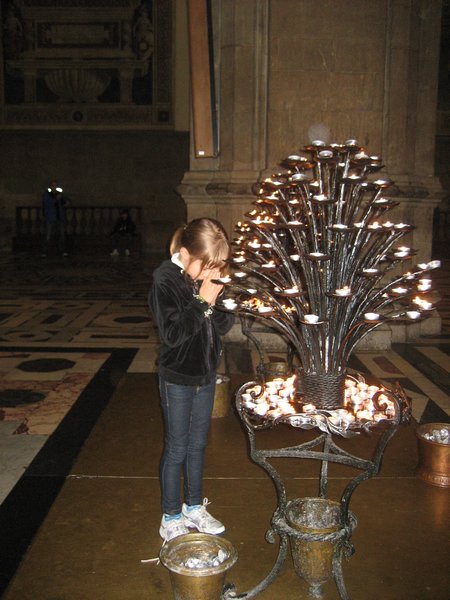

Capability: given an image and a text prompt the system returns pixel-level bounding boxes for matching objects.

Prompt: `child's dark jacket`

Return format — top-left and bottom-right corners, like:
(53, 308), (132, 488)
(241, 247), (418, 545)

(149, 259), (234, 386)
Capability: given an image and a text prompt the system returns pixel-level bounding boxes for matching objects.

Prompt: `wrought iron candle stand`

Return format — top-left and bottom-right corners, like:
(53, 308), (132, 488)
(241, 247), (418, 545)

(214, 139), (439, 599)
(222, 377), (411, 600)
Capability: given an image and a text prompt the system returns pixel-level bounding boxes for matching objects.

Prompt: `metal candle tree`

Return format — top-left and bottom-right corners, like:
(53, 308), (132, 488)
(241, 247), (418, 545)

(217, 139), (439, 409)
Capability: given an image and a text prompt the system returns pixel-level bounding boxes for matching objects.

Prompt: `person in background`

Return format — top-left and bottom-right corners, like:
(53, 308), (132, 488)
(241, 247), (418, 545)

(110, 209), (136, 256)
(149, 218), (234, 543)
(41, 181), (70, 257)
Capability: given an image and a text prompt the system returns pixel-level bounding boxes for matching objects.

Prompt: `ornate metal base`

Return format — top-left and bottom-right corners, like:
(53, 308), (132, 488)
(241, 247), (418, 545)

(222, 383), (408, 599)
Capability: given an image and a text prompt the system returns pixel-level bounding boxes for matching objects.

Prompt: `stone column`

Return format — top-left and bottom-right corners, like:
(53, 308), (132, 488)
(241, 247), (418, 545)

(381, 0), (443, 339)
(178, 0), (269, 237)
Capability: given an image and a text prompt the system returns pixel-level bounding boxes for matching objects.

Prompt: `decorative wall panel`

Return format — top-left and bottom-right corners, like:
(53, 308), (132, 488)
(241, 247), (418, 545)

(0, 0), (173, 129)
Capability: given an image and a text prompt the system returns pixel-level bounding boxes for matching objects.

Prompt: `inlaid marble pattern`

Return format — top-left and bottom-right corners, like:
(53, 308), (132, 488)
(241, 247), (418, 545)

(0, 351), (110, 435)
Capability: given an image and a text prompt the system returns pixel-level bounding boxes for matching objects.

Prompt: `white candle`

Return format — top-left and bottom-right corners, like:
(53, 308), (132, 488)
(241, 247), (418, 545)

(304, 314), (319, 323)
(258, 305), (272, 313)
(363, 268), (379, 274)
(218, 275), (232, 283)
(406, 311), (421, 319)
(428, 260), (441, 269)
(222, 299), (238, 310)
(335, 286), (351, 296)
(364, 312), (380, 321)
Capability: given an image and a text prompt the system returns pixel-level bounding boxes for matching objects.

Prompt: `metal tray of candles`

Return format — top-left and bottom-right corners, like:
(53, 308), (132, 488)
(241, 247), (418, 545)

(238, 373), (411, 438)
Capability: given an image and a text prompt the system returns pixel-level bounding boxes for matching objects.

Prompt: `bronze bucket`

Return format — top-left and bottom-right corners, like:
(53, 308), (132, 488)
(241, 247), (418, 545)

(159, 533), (238, 600)
(286, 498), (343, 598)
(416, 423), (450, 488)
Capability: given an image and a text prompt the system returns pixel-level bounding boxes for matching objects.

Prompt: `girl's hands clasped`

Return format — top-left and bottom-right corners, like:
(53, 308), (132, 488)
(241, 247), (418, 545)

(198, 267), (223, 306)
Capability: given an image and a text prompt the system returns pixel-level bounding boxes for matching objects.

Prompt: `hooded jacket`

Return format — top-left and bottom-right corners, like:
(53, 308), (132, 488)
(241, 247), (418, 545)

(149, 258), (235, 386)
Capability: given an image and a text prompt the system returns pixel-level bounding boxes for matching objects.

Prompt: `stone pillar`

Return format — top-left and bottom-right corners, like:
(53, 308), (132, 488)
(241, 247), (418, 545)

(178, 0), (270, 236)
(382, 0), (443, 259)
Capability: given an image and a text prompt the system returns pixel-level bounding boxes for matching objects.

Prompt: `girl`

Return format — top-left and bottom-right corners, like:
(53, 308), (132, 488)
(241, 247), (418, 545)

(149, 218), (234, 543)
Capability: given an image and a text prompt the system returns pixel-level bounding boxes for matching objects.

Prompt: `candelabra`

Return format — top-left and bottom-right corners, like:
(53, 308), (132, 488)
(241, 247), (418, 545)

(217, 139), (440, 409)
(215, 140), (438, 599)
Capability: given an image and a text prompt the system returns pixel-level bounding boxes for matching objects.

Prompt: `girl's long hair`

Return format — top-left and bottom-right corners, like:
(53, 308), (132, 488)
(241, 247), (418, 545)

(170, 218), (230, 271)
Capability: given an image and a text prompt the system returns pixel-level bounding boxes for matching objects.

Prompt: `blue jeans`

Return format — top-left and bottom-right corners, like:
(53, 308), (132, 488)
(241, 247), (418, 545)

(159, 377), (216, 515)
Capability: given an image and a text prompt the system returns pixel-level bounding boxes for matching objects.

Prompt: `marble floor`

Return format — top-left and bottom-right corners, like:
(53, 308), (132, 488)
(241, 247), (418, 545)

(0, 252), (449, 599)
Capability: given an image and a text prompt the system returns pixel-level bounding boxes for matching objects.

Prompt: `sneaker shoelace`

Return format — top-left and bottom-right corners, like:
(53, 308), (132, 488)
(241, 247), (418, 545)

(188, 498), (219, 526)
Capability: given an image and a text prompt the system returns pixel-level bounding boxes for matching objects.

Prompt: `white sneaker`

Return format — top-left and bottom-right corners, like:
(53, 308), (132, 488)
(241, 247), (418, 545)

(159, 514), (189, 542)
(182, 498), (225, 535)
(124, 249), (130, 256)
(110, 249), (119, 256)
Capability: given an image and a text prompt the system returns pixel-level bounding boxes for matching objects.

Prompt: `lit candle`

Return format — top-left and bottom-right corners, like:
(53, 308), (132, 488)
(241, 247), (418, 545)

(262, 261), (276, 269)
(406, 311), (421, 319)
(258, 305), (272, 313)
(290, 254), (300, 261)
(284, 286), (300, 295)
(304, 314), (319, 323)
(218, 275), (232, 284)
(364, 312), (380, 321)
(356, 409), (373, 421)
(335, 286), (351, 296)
(368, 222), (382, 230)
(234, 271), (247, 279)
(427, 260), (441, 269)
(232, 256), (246, 263)
(391, 287), (408, 294)
(222, 298), (237, 310)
